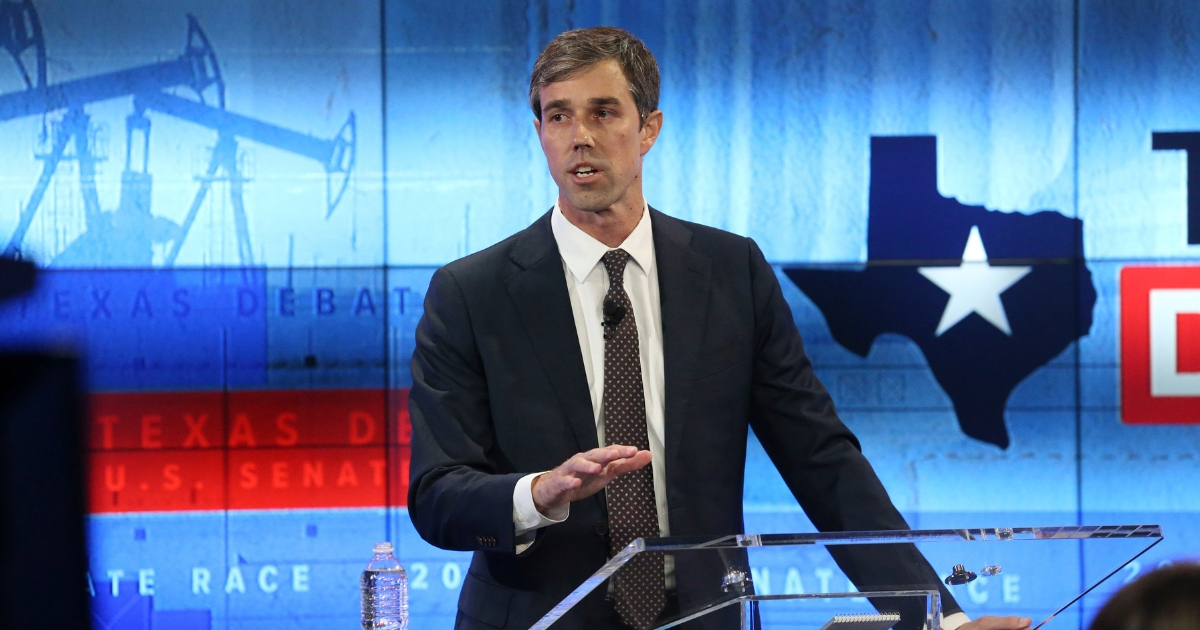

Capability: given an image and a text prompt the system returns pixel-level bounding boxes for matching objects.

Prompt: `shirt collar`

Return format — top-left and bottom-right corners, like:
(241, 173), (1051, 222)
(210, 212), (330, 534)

(550, 201), (655, 283)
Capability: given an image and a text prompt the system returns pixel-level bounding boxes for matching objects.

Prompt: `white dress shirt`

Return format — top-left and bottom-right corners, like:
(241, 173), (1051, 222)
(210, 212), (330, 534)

(512, 203), (670, 548)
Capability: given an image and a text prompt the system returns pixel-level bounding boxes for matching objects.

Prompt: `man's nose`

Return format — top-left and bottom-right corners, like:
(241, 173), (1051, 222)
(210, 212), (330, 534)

(572, 120), (596, 148)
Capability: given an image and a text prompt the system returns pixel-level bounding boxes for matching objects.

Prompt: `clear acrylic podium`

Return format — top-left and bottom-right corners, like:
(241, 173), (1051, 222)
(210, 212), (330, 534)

(531, 525), (1162, 630)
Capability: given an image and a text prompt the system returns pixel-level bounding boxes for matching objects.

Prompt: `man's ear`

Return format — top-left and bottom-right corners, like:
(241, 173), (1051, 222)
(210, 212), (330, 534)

(640, 110), (663, 156)
(533, 117), (542, 139)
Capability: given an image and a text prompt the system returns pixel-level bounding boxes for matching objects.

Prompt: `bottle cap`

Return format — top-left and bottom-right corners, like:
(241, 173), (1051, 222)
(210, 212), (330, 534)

(373, 542), (394, 554)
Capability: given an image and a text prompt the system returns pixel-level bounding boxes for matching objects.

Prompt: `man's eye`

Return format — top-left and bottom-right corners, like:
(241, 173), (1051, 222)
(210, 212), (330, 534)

(551, 114), (566, 122)
(597, 110), (611, 118)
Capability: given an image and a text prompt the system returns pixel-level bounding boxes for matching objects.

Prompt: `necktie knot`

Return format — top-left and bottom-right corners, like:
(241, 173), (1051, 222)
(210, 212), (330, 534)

(602, 249), (631, 284)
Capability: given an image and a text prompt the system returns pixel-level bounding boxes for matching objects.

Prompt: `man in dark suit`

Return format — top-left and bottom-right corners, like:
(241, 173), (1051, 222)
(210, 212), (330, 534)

(408, 26), (1029, 630)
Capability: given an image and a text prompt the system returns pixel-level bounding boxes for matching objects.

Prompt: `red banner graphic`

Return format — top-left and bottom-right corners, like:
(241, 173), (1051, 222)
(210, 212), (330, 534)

(86, 388), (412, 513)
(1121, 266), (1200, 424)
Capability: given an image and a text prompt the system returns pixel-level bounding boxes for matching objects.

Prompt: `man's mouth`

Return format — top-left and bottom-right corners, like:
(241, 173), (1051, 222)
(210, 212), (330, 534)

(572, 166), (599, 179)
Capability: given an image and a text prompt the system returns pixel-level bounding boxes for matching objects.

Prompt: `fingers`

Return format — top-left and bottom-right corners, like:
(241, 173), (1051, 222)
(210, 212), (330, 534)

(961, 616), (1033, 630)
(559, 448), (650, 483)
(601, 449), (652, 476)
(561, 454), (603, 476)
(581, 444), (641, 464)
(533, 447), (654, 511)
(564, 445), (649, 476)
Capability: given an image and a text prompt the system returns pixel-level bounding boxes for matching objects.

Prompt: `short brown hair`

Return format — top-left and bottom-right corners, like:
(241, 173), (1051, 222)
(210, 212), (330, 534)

(1089, 563), (1200, 630)
(529, 27), (660, 125)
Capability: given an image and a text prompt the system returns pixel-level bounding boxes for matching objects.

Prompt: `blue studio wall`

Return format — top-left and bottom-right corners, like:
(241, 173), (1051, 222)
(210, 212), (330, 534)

(0, 0), (1197, 628)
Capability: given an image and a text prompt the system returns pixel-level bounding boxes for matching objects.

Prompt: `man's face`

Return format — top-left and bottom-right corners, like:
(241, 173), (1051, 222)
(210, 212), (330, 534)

(534, 59), (662, 214)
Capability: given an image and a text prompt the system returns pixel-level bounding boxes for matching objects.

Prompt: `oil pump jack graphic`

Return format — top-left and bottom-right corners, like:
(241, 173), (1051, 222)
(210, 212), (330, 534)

(0, 0), (356, 267)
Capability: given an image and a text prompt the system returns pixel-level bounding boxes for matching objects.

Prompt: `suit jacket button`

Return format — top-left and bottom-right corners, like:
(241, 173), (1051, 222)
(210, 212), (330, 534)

(595, 520), (608, 536)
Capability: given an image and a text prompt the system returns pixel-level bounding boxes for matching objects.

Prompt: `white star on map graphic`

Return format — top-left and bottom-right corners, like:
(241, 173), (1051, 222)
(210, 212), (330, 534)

(918, 226), (1032, 336)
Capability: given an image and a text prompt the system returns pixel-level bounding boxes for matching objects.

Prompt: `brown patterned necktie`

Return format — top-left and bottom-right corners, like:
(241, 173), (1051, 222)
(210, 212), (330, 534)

(600, 249), (666, 630)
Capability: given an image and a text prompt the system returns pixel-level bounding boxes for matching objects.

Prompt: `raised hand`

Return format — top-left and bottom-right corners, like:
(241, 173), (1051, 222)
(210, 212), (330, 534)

(531, 444), (652, 513)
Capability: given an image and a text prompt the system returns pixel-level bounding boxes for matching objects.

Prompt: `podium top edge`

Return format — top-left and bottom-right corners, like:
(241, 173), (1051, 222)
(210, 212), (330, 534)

(638, 525), (1162, 550)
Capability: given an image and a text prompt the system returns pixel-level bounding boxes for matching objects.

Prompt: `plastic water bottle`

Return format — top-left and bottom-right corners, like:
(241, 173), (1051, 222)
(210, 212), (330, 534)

(361, 542), (408, 630)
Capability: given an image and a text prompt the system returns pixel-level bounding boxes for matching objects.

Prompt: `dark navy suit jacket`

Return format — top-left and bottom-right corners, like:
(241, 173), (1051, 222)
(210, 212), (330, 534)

(408, 209), (960, 630)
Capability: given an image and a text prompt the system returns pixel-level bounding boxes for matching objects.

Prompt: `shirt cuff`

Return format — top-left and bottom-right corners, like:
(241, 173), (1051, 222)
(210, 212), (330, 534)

(942, 612), (971, 630)
(513, 472), (569, 537)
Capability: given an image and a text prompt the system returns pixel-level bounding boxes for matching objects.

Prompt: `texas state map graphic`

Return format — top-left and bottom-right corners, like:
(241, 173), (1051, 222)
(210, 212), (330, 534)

(785, 136), (1096, 448)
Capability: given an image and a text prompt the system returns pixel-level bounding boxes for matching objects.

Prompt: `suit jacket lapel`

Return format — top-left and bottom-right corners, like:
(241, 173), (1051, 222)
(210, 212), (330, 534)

(505, 211), (600, 455)
(651, 209), (712, 476)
